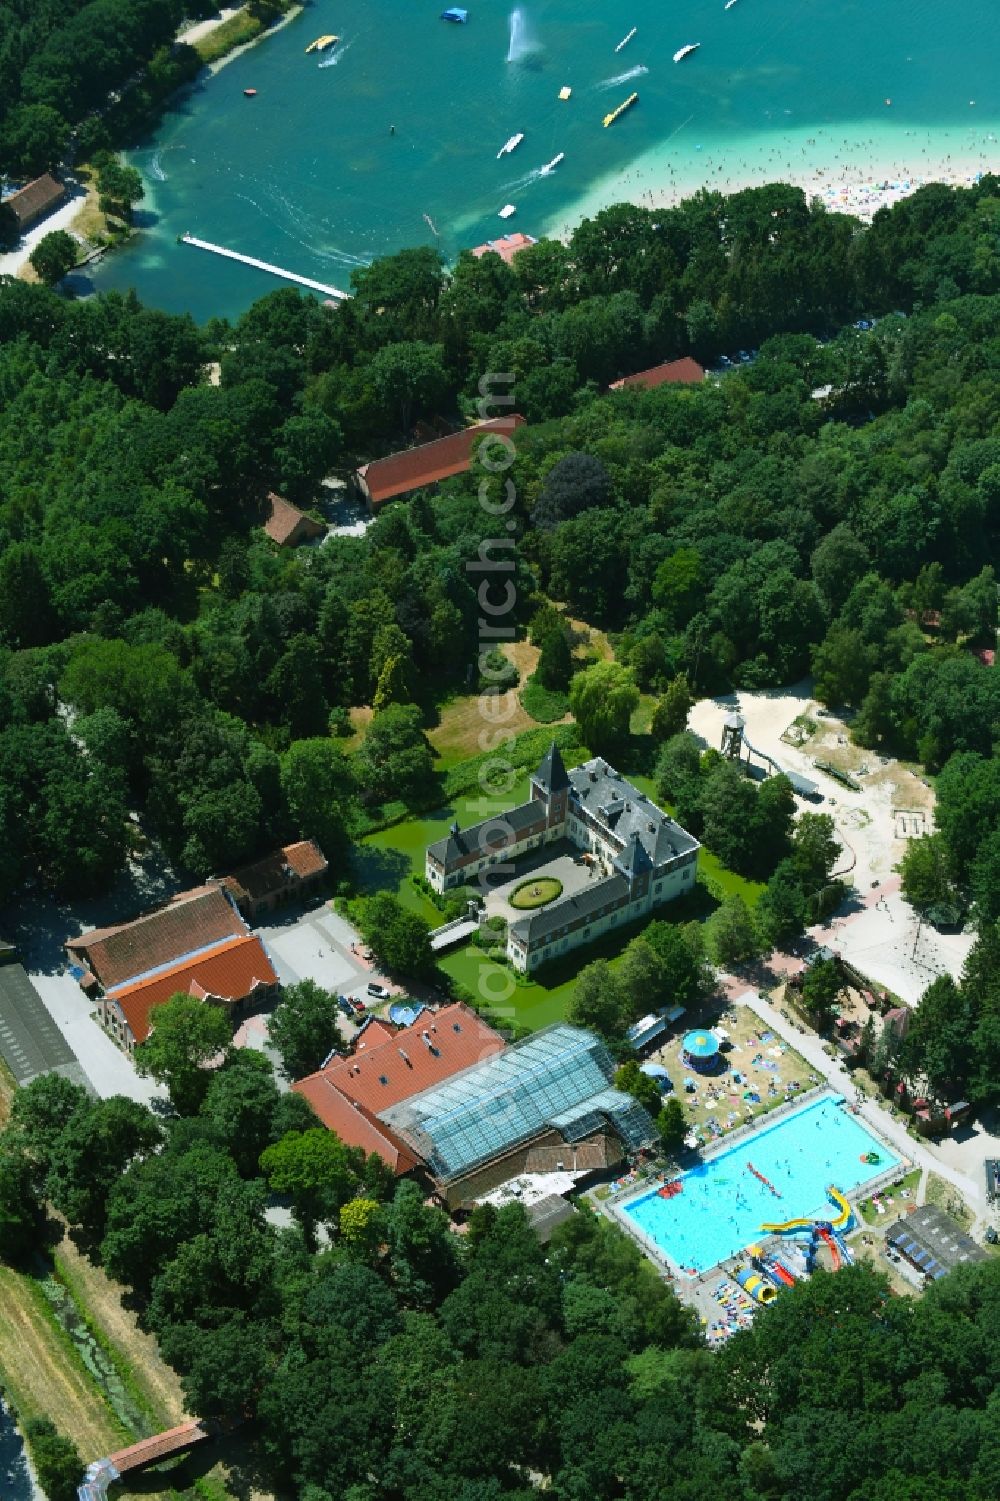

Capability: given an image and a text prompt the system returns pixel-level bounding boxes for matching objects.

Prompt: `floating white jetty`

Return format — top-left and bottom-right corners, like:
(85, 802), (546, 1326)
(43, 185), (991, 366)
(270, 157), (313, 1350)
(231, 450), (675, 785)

(179, 233), (349, 299)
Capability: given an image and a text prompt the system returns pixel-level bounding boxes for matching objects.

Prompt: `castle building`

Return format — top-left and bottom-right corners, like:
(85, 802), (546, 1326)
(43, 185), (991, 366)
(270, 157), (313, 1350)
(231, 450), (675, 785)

(426, 744), (699, 973)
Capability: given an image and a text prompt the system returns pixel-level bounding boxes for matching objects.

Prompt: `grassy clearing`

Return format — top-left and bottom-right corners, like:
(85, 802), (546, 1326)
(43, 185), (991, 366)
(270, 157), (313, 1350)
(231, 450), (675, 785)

(925, 1171), (974, 1230)
(193, 7), (265, 64)
(856, 1167), (921, 1225)
(427, 691), (557, 762)
(69, 167), (112, 243)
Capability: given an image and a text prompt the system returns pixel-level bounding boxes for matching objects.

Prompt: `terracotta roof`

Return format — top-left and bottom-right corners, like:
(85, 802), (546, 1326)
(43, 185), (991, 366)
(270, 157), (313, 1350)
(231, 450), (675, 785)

(356, 417), (526, 506)
(220, 840), (328, 905)
(355, 1018), (396, 1050)
(6, 173), (65, 228)
(67, 886), (247, 991)
(263, 491), (325, 545)
(110, 934), (278, 1045)
(610, 356), (705, 391)
(470, 232), (537, 265)
(293, 1002), (505, 1170)
(291, 1080), (420, 1172)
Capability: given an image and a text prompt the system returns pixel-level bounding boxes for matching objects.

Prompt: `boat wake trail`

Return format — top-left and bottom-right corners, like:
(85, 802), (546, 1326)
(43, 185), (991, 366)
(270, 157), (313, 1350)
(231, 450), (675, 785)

(319, 40), (351, 67)
(597, 64), (648, 89)
(230, 186), (367, 271)
(148, 151), (167, 182)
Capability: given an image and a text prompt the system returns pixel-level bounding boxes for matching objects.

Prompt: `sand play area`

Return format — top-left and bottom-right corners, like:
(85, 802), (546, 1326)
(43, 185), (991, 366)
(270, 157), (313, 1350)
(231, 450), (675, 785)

(688, 683), (974, 1006)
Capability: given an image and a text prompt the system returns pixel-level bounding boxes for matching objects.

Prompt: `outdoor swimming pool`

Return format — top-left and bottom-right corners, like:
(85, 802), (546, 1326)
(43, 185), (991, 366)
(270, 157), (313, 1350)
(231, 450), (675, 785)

(622, 1094), (900, 1273)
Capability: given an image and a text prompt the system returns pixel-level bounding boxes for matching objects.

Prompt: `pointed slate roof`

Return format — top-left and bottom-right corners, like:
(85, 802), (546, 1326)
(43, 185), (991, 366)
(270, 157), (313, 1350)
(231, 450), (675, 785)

(615, 831), (654, 878)
(534, 741), (570, 794)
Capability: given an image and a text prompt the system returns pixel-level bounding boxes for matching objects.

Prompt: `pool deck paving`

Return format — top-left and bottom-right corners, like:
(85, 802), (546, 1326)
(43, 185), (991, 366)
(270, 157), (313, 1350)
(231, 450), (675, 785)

(597, 984), (989, 1292)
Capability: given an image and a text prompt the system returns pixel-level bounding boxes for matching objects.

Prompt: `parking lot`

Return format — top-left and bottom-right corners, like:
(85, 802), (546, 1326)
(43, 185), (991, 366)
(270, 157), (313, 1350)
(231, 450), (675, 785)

(257, 901), (403, 1027)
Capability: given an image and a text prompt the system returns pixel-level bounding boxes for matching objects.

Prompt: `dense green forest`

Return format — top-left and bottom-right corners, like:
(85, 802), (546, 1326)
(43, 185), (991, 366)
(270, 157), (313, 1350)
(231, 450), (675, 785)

(2, 179), (1000, 910)
(0, 0), (220, 178)
(2, 1063), (999, 1501)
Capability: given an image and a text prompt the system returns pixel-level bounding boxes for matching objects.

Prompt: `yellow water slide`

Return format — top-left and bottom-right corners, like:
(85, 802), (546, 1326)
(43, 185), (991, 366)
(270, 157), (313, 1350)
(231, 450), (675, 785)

(761, 1184), (852, 1235)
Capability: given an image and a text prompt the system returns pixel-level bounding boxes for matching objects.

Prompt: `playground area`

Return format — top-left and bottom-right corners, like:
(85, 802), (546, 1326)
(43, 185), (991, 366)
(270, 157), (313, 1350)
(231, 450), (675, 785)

(642, 1005), (820, 1145)
(615, 1091), (901, 1278)
(687, 685), (975, 1004)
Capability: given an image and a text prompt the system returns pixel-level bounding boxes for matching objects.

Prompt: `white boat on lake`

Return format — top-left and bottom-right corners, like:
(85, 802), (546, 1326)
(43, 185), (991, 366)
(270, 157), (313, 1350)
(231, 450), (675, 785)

(673, 42), (700, 61)
(497, 133), (524, 158)
(498, 203), (517, 219)
(540, 152), (564, 175)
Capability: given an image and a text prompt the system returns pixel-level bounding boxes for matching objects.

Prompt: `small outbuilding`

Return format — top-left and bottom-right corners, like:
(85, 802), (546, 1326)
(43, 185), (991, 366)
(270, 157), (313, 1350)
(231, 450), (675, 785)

(681, 1029), (721, 1072)
(263, 491), (326, 547)
(4, 173), (66, 232)
(886, 1203), (987, 1279)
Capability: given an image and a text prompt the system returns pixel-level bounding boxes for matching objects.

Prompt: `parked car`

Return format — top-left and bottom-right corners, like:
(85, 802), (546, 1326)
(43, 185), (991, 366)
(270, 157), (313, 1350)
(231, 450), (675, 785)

(350, 997), (367, 1014)
(336, 995), (354, 1018)
(367, 982), (390, 1000)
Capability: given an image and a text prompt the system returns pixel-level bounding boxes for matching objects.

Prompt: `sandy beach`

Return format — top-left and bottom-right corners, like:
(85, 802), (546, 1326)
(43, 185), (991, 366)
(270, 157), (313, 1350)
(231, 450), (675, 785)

(547, 117), (1000, 236)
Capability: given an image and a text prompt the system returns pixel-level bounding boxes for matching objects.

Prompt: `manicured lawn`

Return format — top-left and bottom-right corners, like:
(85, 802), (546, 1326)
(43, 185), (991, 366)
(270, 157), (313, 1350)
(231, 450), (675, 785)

(438, 945), (577, 1031)
(352, 754), (761, 1030)
(510, 876), (563, 909)
(350, 777), (535, 925)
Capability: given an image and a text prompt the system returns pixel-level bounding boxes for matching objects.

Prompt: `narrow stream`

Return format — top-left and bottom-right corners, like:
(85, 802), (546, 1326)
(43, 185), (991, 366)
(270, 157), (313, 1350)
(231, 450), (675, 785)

(0, 1398), (41, 1501)
(38, 1272), (151, 1439)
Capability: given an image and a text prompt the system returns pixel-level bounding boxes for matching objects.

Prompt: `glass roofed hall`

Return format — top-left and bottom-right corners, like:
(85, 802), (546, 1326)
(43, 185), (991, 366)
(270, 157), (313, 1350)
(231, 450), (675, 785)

(380, 1023), (655, 1183)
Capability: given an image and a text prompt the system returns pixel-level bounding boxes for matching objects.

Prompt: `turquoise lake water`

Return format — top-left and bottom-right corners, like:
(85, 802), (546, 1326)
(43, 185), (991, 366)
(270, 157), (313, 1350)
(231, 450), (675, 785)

(623, 1095), (899, 1273)
(88, 0), (1000, 320)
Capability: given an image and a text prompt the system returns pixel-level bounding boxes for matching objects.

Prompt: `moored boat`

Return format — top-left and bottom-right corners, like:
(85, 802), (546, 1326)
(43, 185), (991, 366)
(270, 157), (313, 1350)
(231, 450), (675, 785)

(497, 133), (524, 158)
(441, 8), (469, 21)
(243, 88), (257, 97)
(498, 203), (517, 219)
(602, 91), (638, 127)
(305, 34), (338, 52)
(673, 42), (700, 61)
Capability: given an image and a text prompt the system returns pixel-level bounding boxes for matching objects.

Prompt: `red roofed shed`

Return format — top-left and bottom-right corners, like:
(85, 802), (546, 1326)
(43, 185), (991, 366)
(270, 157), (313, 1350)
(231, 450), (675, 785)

(354, 417), (525, 509)
(263, 491), (326, 547)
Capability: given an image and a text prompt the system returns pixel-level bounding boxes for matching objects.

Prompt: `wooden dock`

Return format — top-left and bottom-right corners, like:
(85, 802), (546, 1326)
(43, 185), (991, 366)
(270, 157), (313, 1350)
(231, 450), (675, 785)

(179, 233), (349, 299)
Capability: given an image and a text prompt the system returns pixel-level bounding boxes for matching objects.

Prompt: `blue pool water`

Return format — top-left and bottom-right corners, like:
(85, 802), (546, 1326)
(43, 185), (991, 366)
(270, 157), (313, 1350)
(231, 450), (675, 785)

(623, 1095), (899, 1273)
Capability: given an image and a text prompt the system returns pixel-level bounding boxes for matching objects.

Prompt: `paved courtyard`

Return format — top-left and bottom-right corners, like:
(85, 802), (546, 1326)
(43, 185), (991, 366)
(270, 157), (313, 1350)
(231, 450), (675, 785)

(483, 841), (598, 923)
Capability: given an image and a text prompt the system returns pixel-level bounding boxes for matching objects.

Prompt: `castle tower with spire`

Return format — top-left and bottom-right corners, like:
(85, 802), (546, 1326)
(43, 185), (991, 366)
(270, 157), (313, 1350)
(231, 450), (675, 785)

(530, 740), (570, 830)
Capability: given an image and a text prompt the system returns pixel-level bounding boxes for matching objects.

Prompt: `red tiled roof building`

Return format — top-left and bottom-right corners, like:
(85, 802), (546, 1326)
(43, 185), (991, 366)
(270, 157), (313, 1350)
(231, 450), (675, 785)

(609, 356), (705, 391)
(470, 232), (538, 265)
(66, 886), (246, 992)
(293, 1003), (506, 1172)
(100, 934), (279, 1053)
(353, 417), (525, 509)
(263, 491), (326, 547)
(219, 839), (328, 921)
